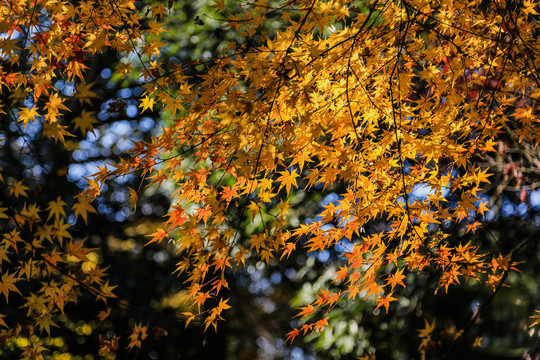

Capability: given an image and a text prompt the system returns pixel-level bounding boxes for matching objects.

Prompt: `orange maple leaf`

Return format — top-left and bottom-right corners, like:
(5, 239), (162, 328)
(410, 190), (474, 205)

(294, 304), (314, 318)
(277, 169), (300, 195)
(375, 293), (397, 313)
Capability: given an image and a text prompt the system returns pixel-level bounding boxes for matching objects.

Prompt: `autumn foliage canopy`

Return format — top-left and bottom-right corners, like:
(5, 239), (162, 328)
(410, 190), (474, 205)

(0, 0), (539, 357)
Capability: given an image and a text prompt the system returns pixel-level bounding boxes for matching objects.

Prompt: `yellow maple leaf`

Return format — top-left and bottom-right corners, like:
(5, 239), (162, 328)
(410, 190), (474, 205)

(73, 194), (97, 224)
(277, 169), (300, 195)
(67, 60), (89, 81)
(0, 247), (9, 265)
(140, 95), (155, 113)
(18, 202), (41, 226)
(128, 188), (138, 211)
(35, 312), (58, 335)
(473, 336), (484, 348)
(44, 93), (70, 120)
(46, 196), (67, 221)
(73, 109), (98, 135)
(52, 219), (72, 245)
(0, 272), (21, 303)
(522, 0), (540, 15)
(387, 267), (406, 290)
(74, 81), (98, 105)
(127, 322), (149, 351)
(42, 121), (74, 144)
(98, 281), (118, 302)
(8, 180), (29, 198)
(246, 201), (260, 218)
(418, 319), (436, 338)
(18, 107), (40, 128)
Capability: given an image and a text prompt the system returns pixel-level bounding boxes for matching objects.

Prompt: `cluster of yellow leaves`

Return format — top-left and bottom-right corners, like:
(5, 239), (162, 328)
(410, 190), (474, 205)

(0, 172), (116, 344)
(0, 0), (168, 356)
(416, 320), (487, 360)
(127, 322), (149, 351)
(0, 0), (168, 145)
(113, 0), (540, 335)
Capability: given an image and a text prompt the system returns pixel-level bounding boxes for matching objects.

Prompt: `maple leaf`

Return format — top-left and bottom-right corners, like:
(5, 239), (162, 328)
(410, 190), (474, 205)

(466, 221), (483, 233)
(364, 280), (382, 300)
(386, 268), (406, 290)
(165, 205), (188, 228)
(18, 107), (40, 128)
(73, 194), (97, 224)
(127, 322), (148, 351)
(221, 185), (238, 207)
(217, 298), (231, 313)
(47, 196), (67, 221)
(313, 289), (330, 307)
(147, 228), (168, 245)
(196, 206), (212, 226)
(277, 169), (300, 195)
(19, 203), (41, 226)
(73, 109), (98, 135)
(294, 304), (314, 318)
(8, 180), (29, 198)
(286, 328), (299, 343)
(473, 336), (484, 348)
(97, 281), (118, 302)
(0, 247), (9, 266)
(522, 0), (540, 15)
(476, 201), (489, 217)
(291, 151), (313, 172)
(246, 201), (260, 218)
(213, 0), (225, 11)
(42, 121), (74, 144)
(194, 291), (211, 312)
(140, 95), (155, 113)
(44, 93), (70, 119)
(260, 249), (274, 264)
(333, 266), (348, 284)
(182, 312), (196, 327)
(21, 342), (48, 358)
(418, 319), (436, 338)
(67, 59), (89, 81)
(128, 188), (138, 211)
(97, 308), (111, 322)
(35, 312), (59, 335)
(0, 272), (21, 302)
(66, 239), (92, 261)
(280, 241), (296, 259)
(375, 293), (397, 313)
(52, 219), (72, 245)
(74, 81), (98, 105)
(313, 317), (329, 332)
